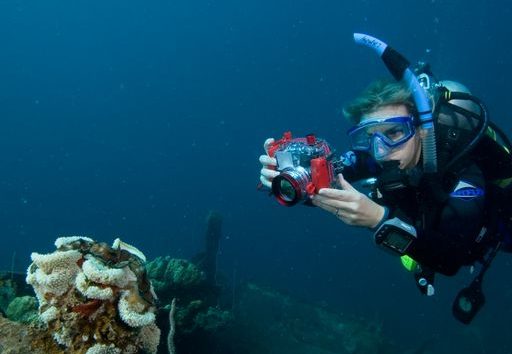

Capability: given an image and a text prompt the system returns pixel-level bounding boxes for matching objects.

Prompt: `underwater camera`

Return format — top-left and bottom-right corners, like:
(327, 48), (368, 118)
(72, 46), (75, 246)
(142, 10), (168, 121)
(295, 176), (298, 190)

(266, 131), (340, 206)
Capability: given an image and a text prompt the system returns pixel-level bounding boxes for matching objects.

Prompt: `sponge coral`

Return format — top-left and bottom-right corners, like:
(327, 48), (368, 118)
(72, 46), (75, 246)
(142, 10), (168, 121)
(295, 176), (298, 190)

(26, 236), (161, 353)
(118, 289), (156, 327)
(26, 249), (82, 298)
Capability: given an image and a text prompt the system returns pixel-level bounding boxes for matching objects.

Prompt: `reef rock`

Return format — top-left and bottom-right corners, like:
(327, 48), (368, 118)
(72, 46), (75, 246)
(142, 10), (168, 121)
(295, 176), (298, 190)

(223, 283), (398, 354)
(25, 236), (161, 354)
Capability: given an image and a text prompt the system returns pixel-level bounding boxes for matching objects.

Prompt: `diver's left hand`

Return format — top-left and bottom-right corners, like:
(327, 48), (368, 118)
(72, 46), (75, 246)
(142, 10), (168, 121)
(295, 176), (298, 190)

(311, 174), (385, 228)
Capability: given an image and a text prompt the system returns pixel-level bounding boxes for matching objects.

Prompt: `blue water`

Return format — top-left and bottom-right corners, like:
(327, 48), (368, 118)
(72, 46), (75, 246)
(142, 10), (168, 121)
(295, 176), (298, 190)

(1, 0), (511, 353)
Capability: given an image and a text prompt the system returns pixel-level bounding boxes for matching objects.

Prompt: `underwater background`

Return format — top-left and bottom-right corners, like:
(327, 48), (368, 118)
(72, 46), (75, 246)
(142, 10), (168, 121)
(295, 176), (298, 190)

(0, 0), (511, 353)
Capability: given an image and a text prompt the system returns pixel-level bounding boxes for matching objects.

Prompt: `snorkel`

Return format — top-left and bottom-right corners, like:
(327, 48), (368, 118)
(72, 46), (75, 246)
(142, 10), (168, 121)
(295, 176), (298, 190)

(353, 33), (438, 173)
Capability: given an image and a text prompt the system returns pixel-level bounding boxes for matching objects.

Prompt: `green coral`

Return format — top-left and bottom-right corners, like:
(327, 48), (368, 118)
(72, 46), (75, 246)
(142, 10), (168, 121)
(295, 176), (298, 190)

(194, 306), (233, 332)
(146, 256), (204, 293)
(6, 296), (38, 324)
(175, 300), (232, 335)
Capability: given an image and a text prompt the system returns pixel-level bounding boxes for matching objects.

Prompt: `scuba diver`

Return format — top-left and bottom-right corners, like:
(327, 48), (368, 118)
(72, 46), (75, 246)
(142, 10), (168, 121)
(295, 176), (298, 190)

(258, 34), (512, 324)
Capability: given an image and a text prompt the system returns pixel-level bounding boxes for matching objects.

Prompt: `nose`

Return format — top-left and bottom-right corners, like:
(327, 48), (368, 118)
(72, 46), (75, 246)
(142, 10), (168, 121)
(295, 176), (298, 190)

(371, 135), (391, 161)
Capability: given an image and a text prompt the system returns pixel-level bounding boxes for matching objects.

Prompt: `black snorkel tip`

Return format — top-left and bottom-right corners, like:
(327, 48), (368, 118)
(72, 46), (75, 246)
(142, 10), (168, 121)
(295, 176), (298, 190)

(353, 33), (409, 81)
(381, 47), (410, 81)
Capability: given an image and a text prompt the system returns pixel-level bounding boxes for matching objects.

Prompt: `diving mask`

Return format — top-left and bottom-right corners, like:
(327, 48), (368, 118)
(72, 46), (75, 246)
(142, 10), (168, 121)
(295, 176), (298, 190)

(347, 116), (416, 160)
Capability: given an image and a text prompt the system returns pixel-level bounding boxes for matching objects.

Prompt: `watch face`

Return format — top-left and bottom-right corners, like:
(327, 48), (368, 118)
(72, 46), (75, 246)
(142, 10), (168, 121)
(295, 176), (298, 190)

(383, 230), (413, 253)
(375, 218), (417, 255)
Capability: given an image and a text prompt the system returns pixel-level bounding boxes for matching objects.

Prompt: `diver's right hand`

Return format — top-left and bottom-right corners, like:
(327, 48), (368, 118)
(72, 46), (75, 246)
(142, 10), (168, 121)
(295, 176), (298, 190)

(259, 138), (279, 189)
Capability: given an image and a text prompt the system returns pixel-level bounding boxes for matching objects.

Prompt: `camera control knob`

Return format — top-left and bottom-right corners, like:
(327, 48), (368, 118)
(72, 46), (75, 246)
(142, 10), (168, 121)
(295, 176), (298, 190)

(306, 134), (316, 145)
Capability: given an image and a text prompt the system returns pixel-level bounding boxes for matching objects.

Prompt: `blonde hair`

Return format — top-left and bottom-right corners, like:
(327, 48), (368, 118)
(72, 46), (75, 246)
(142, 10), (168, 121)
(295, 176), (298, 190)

(343, 79), (416, 124)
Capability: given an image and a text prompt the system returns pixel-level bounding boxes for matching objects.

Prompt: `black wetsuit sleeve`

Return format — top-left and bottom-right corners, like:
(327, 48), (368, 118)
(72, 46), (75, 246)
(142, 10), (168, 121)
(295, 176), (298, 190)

(406, 163), (487, 275)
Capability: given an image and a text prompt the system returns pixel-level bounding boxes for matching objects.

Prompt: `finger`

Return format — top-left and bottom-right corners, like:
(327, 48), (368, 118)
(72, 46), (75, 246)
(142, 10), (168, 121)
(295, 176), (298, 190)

(317, 188), (355, 200)
(263, 138), (275, 154)
(312, 198), (352, 222)
(312, 194), (352, 212)
(259, 154), (277, 167)
(260, 175), (272, 189)
(311, 197), (338, 214)
(338, 214), (355, 225)
(261, 168), (279, 179)
(338, 173), (358, 192)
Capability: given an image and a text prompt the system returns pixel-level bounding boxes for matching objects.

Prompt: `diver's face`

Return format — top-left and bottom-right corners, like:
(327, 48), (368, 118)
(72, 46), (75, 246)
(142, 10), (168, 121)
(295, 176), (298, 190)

(361, 104), (422, 170)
